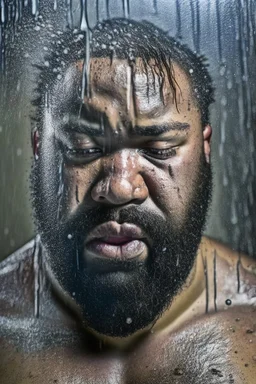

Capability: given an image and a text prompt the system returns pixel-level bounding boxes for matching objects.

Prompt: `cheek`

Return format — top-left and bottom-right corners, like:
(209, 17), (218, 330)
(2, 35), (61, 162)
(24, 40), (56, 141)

(62, 165), (97, 215)
(146, 143), (202, 217)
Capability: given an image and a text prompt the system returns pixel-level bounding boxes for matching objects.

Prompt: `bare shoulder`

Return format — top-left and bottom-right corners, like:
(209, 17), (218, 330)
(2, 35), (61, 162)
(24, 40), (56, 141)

(0, 239), (36, 316)
(201, 236), (256, 308)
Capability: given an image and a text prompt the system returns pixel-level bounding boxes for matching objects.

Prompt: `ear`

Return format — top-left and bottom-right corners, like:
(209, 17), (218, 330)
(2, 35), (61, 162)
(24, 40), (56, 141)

(203, 125), (212, 164)
(31, 128), (40, 159)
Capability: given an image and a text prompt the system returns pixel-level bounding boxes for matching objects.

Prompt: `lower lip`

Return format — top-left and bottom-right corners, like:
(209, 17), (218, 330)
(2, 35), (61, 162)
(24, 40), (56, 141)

(85, 239), (147, 261)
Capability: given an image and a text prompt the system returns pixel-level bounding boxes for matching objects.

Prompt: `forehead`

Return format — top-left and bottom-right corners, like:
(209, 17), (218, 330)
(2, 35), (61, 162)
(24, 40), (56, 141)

(52, 57), (198, 123)
(88, 57), (193, 116)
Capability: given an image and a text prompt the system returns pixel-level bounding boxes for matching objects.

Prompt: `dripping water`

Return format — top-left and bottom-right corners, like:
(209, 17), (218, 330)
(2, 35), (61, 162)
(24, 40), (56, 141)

(76, 247), (80, 271)
(80, 0), (91, 102)
(66, 0), (73, 28)
(57, 160), (64, 221)
(106, 0), (110, 19)
(0, 24), (4, 72)
(75, 184), (80, 204)
(202, 256), (209, 314)
(215, 0), (223, 62)
(213, 250), (217, 312)
(236, 252), (241, 293)
(190, 0), (200, 53)
(96, 0), (100, 22)
(176, 254), (179, 267)
(33, 235), (41, 318)
(122, 0), (130, 19)
(31, 0), (39, 17)
(126, 65), (132, 114)
(175, 0), (181, 39)
(1, 0), (5, 24)
(168, 164), (174, 178)
(152, 0), (158, 15)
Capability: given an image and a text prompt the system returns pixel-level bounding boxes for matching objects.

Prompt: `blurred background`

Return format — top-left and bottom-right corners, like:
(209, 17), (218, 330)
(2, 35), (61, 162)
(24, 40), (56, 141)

(0, 0), (256, 261)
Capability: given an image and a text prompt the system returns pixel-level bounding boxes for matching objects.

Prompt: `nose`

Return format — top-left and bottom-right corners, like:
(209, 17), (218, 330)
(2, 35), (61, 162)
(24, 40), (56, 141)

(91, 150), (149, 205)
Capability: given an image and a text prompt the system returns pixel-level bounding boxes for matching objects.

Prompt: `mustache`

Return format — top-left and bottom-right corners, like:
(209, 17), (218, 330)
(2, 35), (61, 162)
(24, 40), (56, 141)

(61, 205), (170, 243)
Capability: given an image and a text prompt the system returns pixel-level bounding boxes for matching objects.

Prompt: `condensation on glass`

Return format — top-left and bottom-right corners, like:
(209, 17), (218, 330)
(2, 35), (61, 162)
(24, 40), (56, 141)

(1, 0), (256, 259)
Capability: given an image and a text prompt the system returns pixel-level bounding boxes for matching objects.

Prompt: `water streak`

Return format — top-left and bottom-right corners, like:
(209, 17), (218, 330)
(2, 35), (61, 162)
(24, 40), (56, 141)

(215, 0), (223, 61)
(175, 0), (181, 38)
(33, 235), (41, 318)
(75, 184), (80, 204)
(106, 0), (110, 18)
(66, 0), (73, 28)
(236, 252), (241, 294)
(153, 0), (158, 15)
(190, 0), (200, 53)
(31, 0), (39, 16)
(57, 160), (64, 221)
(76, 247), (80, 271)
(168, 164), (174, 178)
(213, 250), (217, 312)
(202, 256), (209, 314)
(96, 0), (100, 22)
(1, 0), (5, 24)
(122, 0), (130, 19)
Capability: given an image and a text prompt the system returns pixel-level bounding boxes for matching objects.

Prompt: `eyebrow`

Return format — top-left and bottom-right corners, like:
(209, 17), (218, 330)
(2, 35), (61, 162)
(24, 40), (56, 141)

(63, 114), (190, 138)
(131, 122), (190, 136)
(64, 116), (105, 137)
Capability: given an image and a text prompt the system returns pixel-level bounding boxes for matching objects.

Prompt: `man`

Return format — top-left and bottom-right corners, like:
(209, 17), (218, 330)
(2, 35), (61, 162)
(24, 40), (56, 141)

(0, 18), (255, 383)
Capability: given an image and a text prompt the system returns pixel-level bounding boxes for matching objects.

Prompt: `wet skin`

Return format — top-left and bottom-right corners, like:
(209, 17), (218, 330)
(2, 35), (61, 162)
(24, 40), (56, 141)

(0, 238), (255, 383)
(0, 58), (256, 383)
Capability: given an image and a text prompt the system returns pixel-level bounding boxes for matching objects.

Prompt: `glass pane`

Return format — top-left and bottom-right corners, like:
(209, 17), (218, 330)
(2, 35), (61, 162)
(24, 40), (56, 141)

(0, 1), (255, 382)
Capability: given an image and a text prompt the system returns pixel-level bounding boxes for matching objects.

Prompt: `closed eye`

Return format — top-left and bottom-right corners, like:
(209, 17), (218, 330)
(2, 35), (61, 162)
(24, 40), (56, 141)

(139, 147), (177, 160)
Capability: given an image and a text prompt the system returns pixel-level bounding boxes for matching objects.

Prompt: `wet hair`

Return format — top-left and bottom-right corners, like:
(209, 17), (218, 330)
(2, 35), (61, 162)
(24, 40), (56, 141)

(33, 18), (214, 127)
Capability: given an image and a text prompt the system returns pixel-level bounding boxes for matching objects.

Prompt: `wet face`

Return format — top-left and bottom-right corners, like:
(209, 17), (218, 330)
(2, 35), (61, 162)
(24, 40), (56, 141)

(32, 58), (212, 337)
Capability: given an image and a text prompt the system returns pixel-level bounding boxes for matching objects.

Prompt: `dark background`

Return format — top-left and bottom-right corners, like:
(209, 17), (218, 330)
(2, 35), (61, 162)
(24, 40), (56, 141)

(0, 0), (256, 260)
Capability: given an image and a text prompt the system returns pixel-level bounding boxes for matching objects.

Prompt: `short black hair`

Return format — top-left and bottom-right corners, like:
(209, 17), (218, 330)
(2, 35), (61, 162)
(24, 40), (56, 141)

(33, 18), (214, 128)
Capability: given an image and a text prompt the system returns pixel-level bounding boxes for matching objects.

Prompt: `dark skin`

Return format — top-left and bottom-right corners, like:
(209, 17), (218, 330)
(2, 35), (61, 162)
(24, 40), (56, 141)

(0, 58), (255, 383)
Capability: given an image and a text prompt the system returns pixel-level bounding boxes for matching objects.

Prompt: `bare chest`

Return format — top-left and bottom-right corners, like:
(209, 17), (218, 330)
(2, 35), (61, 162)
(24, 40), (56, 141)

(0, 317), (245, 384)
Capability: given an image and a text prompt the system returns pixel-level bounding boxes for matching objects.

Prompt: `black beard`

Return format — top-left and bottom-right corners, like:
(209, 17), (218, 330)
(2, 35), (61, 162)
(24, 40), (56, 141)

(31, 150), (212, 337)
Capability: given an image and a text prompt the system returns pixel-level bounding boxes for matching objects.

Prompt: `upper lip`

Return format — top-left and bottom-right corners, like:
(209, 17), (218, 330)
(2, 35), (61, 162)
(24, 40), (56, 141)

(85, 221), (148, 244)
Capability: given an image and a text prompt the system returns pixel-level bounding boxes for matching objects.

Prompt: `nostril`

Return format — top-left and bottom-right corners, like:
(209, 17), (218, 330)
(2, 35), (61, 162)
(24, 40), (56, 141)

(98, 196), (105, 200)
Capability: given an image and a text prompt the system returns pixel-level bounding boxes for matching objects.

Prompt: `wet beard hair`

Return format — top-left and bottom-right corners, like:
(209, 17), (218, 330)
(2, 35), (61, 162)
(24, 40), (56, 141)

(31, 150), (212, 337)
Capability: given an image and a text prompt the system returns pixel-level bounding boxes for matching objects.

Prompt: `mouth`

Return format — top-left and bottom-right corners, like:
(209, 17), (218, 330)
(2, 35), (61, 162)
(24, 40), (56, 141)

(84, 221), (149, 262)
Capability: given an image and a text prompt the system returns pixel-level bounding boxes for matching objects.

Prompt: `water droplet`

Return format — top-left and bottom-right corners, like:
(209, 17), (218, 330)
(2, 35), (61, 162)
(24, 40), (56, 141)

(211, 368), (223, 377)
(4, 227), (9, 235)
(173, 368), (183, 376)
(67, 234), (73, 239)
(126, 317), (132, 324)
(10, 239), (15, 247)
